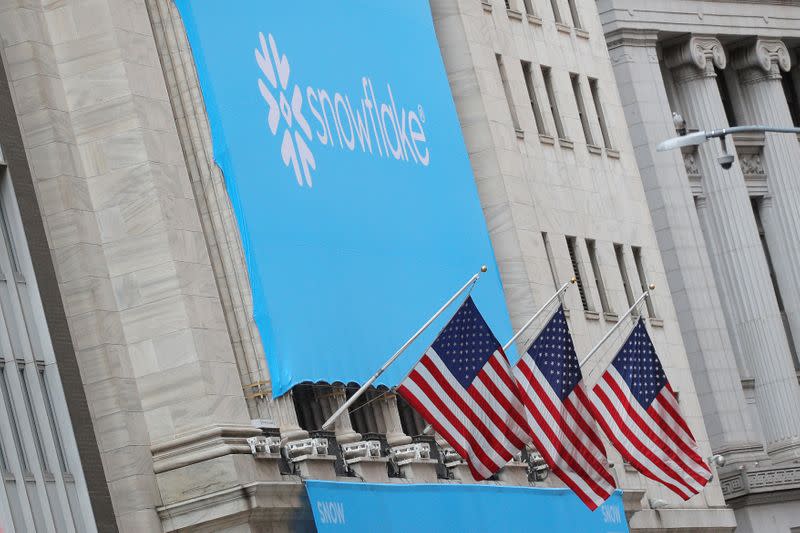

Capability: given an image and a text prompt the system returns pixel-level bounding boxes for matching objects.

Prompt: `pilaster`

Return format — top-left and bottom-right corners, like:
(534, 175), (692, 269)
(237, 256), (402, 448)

(666, 36), (800, 460)
(606, 29), (762, 466)
(732, 41), (800, 422)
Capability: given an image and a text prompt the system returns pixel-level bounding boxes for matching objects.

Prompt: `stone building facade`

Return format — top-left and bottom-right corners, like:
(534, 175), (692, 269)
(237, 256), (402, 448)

(0, 0), (745, 530)
(598, 1), (800, 532)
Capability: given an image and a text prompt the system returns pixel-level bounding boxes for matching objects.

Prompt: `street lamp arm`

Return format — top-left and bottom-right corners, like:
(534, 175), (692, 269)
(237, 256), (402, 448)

(657, 125), (800, 152)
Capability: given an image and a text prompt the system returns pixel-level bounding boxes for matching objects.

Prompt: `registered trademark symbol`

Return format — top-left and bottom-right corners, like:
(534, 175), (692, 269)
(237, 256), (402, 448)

(418, 105), (426, 123)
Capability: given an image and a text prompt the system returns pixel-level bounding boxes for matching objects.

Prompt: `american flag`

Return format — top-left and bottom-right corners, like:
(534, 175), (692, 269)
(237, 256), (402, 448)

(590, 318), (711, 500)
(514, 306), (616, 510)
(397, 296), (530, 480)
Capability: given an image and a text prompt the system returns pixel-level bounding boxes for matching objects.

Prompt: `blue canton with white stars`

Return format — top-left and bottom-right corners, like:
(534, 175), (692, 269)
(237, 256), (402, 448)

(431, 296), (501, 390)
(611, 318), (668, 409)
(526, 306), (582, 401)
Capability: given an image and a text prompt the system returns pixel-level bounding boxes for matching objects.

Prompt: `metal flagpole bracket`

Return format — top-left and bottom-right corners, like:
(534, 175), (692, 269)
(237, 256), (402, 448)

(320, 266), (487, 431)
(502, 278), (575, 353)
(579, 284), (655, 368)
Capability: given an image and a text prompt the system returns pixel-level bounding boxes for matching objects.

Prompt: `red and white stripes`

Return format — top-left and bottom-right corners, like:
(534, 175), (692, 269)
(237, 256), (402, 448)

(590, 367), (711, 500)
(398, 347), (529, 480)
(514, 354), (616, 510)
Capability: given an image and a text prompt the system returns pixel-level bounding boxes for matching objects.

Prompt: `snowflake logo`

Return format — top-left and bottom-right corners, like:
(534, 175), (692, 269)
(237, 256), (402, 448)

(255, 33), (316, 187)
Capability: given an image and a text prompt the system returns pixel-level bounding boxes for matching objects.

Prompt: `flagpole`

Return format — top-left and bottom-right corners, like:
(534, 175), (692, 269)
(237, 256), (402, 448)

(320, 266), (487, 431)
(502, 278), (576, 352)
(579, 284), (655, 368)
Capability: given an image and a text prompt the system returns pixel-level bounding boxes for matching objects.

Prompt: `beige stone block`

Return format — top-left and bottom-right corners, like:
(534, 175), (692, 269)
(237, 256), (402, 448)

(174, 261), (218, 299)
(107, 472), (162, 515)
(46, 208), (101, 248)
(52, 31), (121, 78)
(183, 294), (227, 331)
(75, 343), (134, 385)
(63, 61), (131, 112)
(103, 229), (172, 277)
(101, 443), (154, 483)
(138, 361), (206, 412)
(168, 228), (211, 264)
(72, 98), (142, 144)
(110, 261), (180, 310)
(118, 294), (189, 343)
(52, 242), (107, 282)
(27, 141), (80, 180)
(4, 40), (58, 80)
(69, 308), (126, 351)
(60, 274), (116, 316)
(18, 108), (72, 148)
(93, 408), (150, 452)
(115, 508), (162, 533)
(200, 361), (246, 398)
(83, 376), (141, 420)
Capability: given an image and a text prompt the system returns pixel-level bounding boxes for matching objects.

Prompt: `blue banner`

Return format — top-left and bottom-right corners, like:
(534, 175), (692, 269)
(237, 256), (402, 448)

(306, 481), (629, 533)
(175, 1), (516, 395)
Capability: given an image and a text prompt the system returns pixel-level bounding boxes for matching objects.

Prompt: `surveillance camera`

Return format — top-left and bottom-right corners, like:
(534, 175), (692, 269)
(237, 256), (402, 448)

(718, 154), (735, 169)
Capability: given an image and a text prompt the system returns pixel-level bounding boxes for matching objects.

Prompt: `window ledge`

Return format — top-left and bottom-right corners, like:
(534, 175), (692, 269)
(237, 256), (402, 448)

(587, 144), (603, 155)
(606, 148), (620, 159)
(481, 1), (493, 13)
(649, 317), (664, 328)
(527, 14), (543, 25)
(584, 310), (600, 321)
(538, 133), (555, 145)
(558, 138), (574, 150)
(603, 312), (618, 322)
(556, 22), (571, 34)
(507, 8), (523, 20)
(515, 128), (525, 139)
(575, 28), (590, 39)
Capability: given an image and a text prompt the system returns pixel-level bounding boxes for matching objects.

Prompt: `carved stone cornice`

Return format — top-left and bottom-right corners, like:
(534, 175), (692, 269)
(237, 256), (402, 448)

(720, 464), (800, 507)
(732, 39), (791, 84)
(604, 28), (659, 51)
(665, 36), (727, 82)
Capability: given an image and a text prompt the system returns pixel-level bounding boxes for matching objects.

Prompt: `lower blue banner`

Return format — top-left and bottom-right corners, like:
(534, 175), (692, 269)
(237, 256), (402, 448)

(305, 480), (628, 533)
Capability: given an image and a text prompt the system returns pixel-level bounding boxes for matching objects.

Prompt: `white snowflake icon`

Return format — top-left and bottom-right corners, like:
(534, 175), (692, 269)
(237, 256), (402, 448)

(255, 33), (316, 187)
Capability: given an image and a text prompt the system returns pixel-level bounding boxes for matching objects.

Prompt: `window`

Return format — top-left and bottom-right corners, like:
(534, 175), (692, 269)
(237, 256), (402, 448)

(549, 0), (563, 23)
(614, 243), (635, 308)
(542, 66), (566, 140)
(632, 247), (656, 318)
(522, 61), (547, 135)
(0, 365), (28, 472)
(496, 54), (521, 132)
(19, 364), (48, 473)
(566, 0), (582, 28)
(542, 232), (560, 290)
(588, 78), (612, 149)
(522, 0), (535, 16)
(781, 73), (800, 127)
(715, 67), (738, 127)
(586, 240), (612, 314)
(38, 366), (66, 473)
(0, 196), (19, 275)
(752, 198), (798, 367)
(571, 73), (594, 145)
(566, 237), (592, 311)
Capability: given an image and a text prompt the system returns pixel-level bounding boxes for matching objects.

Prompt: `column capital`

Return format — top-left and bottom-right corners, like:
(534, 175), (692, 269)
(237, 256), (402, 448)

(732, 38), (791, 83)
(665, 36), (727, 81)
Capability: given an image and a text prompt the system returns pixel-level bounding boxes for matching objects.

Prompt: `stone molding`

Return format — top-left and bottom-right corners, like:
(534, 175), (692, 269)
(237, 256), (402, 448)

(665, 36), (727, 81)
(720, 464), (800, 505)
(151, 425), (263, 474)
(732, 39), (791, 83)
(604, 28), (659, 50)
(157, 481), (312, 532)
